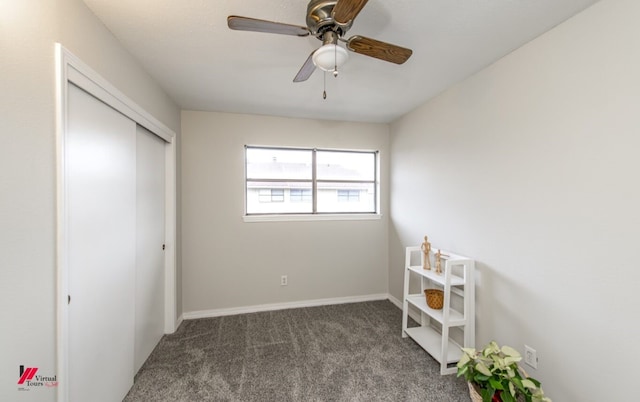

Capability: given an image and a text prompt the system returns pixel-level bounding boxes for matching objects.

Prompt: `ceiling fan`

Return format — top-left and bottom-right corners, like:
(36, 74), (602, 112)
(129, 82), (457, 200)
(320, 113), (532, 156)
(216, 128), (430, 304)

(227, 0), (413, 83)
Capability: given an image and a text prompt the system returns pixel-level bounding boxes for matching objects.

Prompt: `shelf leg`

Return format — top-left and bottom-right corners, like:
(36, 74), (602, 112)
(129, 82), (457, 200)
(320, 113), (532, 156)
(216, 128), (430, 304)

(401, 266), (410, 338)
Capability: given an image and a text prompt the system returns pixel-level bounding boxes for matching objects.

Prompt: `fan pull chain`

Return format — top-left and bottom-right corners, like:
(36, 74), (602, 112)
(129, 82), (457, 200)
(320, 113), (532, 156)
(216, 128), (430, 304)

(323, 71), (327, 99)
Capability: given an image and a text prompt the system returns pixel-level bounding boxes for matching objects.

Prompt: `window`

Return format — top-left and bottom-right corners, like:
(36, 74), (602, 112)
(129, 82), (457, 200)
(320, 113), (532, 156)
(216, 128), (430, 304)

(337, 190), (360, 202)
(245, 146), (377, 215)
(290, 189), (312, 203)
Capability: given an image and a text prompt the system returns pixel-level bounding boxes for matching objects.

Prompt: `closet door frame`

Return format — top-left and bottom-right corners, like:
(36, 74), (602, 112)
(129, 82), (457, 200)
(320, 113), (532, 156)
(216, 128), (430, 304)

(54, 44), (178, 402)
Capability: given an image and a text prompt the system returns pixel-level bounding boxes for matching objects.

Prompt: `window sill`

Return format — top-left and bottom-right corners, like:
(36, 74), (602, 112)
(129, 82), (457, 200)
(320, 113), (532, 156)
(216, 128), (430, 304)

(242, 213), (382, 223)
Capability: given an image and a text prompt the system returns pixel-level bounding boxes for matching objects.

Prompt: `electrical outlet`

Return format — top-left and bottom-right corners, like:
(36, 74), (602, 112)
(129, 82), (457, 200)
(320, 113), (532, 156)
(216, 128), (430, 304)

(280, 275), (288, 286)
(524, 345), (538, 369)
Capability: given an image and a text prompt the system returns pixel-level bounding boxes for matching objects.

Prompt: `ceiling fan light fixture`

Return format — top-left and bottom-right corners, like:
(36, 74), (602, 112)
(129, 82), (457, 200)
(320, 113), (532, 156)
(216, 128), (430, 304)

(228, 0), (413, 83)
(312, 43), (349, 72)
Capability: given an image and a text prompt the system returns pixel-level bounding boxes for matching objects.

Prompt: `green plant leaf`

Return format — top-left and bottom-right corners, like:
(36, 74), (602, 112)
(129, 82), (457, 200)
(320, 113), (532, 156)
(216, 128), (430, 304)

(481, 387), (494, 402)
(512, 377), (525, 392)
(474, 373), (490, 383)
(489, 378), (504, 390)
(522, 379), (536, 389)
(502, 391), (516, 402)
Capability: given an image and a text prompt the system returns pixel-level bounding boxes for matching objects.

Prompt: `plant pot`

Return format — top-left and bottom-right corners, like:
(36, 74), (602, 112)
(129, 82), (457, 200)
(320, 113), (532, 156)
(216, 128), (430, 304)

(468, 382), (484, 402)
(468, 382), (526, 402)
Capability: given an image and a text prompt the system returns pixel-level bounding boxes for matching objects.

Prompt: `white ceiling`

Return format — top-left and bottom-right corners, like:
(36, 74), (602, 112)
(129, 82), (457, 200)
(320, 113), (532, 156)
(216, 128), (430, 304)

(82, 0), (599, 123)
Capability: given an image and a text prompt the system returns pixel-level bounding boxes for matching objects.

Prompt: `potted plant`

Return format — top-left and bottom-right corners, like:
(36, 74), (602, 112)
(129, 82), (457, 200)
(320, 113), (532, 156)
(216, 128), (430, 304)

(456, 341), (551, 402)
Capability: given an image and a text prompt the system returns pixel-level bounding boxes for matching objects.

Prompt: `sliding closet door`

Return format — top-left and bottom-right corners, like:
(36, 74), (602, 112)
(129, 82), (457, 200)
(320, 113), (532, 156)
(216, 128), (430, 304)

(135, 125), (166, 372)
(67, 83), (136, 402)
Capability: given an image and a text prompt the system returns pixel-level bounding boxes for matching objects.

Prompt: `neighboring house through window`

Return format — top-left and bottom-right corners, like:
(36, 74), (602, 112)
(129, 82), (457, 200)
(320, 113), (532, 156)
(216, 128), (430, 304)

(258, 189), (284, 203)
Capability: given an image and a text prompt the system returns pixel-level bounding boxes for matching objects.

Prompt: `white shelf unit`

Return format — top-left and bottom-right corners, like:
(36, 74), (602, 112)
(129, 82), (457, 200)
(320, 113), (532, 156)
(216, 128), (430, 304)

(401, 246), (475, 375)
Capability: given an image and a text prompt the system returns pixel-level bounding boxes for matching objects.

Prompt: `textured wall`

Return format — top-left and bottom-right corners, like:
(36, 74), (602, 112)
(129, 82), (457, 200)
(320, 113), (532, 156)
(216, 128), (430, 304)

(389, 0), (639, 401)
(181, 111), (389, 314)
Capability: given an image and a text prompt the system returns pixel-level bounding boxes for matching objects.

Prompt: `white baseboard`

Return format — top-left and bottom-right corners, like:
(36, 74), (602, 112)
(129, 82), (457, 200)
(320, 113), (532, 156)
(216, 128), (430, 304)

(182, 293), (391, 320)
(387, 294), (422, 323)
(388, 293), (423, 323)
(164, 314), (184, 334)
(387, 294), (403, 309)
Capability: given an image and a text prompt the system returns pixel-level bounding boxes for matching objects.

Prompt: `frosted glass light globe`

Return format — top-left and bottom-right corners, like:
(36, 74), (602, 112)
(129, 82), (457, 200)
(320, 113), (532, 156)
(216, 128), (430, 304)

(312, 44), (349, 72)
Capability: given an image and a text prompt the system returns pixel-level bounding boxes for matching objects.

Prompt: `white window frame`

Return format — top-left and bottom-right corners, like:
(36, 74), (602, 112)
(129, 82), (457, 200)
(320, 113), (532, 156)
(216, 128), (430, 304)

(244, 145), (381, 222)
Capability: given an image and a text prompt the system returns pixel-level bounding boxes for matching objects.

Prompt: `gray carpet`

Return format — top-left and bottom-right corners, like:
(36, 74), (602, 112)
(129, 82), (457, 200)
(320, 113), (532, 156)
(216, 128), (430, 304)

(124, 300), (471, 401)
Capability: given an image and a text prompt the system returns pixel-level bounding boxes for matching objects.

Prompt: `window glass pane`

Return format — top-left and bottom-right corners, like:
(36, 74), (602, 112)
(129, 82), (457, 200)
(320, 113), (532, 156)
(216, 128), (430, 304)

(246, 148), (312, 180)
(246, 182), (313, 214)
(316, 151), (375, 181)
(317, 183), (375, 213)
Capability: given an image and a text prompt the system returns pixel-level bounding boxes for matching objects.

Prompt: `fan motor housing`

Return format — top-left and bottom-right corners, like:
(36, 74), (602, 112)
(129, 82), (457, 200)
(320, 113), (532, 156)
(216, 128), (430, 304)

(306, 0), (353, 39)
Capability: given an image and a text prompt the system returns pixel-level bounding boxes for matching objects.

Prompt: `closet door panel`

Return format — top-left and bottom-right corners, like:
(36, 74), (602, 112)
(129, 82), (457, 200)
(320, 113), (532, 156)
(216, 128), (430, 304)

(67, 83), (136, 402)
(135, 125), (166, 372)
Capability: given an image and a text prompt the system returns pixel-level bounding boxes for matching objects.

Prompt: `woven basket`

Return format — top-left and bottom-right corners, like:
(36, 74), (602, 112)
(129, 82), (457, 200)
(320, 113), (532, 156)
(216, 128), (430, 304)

(468, 382), (483, 402)
(424, 289), (443, 309)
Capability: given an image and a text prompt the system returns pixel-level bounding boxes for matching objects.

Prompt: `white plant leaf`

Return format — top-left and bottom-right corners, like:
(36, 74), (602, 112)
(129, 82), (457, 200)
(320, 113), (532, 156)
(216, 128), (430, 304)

(475, 362), (492, 376)
(502, 345), (521, 357)
(504, 356), (521, 365)
(458, 352), (471, 367)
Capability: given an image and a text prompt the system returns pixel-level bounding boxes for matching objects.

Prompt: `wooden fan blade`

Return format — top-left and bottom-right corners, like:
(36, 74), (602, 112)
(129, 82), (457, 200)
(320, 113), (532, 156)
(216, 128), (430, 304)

(347, 35), (413, 64)
(293, 52), (317, 82)
(332, 0), (369, 25)
(227, 16), (310, 37)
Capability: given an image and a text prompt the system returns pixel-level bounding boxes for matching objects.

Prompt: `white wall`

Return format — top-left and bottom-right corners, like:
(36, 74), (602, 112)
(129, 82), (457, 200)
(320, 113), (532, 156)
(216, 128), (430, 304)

(181, 111), (389, 314)
(0, 0), (179, 400)
(389, 0), (639, 401)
